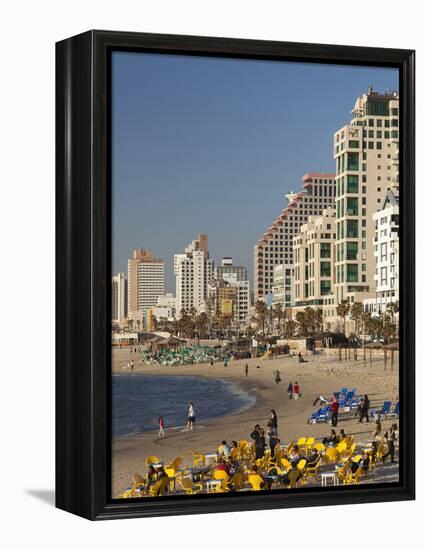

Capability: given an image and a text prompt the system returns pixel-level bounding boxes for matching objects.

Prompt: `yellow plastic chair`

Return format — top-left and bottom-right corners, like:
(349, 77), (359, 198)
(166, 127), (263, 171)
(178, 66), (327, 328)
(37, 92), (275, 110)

(336, 440), (347, 453)
(336, 460), (351, 481)
(313, 443), (325, 453)
(237, 440), (248, 458)
(343, 466), (363, 485)
(352, 454), (362, 463)
(325, 447), (340, 464)
(166, 457), (182, 471)
(210, 474), (231, 493)
(281, 458), (292, 472)
(248, 474), (265, 491)
(230, 447), (241, 460)
(305, 437), (315, 451)
(287, 469), (301, 489)
(179, 477), (203, 495)
(145, 455), (160, 466)
(286, 443), (294, 455)
(305, 456), (321, 478)
(118, 473), (145, 498)
(297, 437), (307, 448)
(148, 477), (169, 496)
(230, 472), (247, 491)
(212, 469), (229, 481)
(192, 451), (205, 468)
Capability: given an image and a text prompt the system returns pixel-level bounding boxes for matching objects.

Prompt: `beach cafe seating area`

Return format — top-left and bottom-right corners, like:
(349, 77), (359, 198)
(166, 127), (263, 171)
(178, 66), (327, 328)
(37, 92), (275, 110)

(118, 431), (393, 498)
(308, 388), (399, 424)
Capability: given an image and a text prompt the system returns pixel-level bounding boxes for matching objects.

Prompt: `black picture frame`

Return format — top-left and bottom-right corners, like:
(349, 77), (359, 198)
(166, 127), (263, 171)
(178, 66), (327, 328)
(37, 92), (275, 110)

(56, 30), (415, 520)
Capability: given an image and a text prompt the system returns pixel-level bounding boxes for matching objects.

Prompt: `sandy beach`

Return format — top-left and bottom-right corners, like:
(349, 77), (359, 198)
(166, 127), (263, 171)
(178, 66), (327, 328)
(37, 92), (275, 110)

(111, 347), (399, 497)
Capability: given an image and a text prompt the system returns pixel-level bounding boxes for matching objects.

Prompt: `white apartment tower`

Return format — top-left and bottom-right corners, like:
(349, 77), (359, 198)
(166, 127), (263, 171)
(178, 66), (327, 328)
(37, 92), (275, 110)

(333, 88), (399, 306)
(127, 249), (164, 317)
(292, 209), (337, 324)
(111, 272), (127, 322)
(254, 172), (336, 303)
(174, 234), (215, 317)
(364, 189), (399, 316)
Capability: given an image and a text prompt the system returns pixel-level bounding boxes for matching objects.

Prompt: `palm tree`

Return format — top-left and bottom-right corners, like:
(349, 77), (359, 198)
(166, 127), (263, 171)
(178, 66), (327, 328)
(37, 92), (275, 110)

(136, 319), (141, 334)
(350, 302), (363, 338)
(336, 300), (351, 335)
(295, 311), (308, 336)
(274, 303), (284, 334)
(313, 308), (323, 333)
(283, 319), (297, 338)
(255, 300), (268, 335)
(127, 319), (134, 332)
(195, 312), (208, 339)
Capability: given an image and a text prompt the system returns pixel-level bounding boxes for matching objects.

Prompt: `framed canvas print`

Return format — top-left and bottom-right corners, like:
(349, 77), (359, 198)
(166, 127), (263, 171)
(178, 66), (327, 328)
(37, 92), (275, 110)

(56, 30), (415, 520)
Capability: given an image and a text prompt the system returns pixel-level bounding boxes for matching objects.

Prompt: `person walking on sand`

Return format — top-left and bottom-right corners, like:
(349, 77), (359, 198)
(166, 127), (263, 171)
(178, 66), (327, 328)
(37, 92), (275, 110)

(331, 395), (339, 427)
(130, 360), (134, 372)
(274, 369), (281, 384)
(210, 358), (214, 368)
(269, 409), (278, 431)
(158, 416), (165, 438)
(382, 423), (397, 463)
(293, 381), (300, 400)
(287, 381), (293, 399)
(359, 394), (370, 423)
(245, 363), (249, 377)
(187, 402), (196, 431)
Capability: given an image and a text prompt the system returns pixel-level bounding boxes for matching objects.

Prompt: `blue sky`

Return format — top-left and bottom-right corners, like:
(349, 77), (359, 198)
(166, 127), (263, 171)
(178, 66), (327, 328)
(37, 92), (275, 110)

(111, 52), (398, 292)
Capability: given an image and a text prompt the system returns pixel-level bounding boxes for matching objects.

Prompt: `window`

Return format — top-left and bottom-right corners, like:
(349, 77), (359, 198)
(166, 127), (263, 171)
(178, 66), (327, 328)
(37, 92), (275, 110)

(377, 142), (382, 150)
(346, 264), (358, 282)
(366, 101), (389, 116)
(391, 130), (399, 138)
(381, 266), (388, 285)
(381, 242), (388, 261)
(347, 174), (358, 193)
(320, 280), (332, 296)
(391, 107), (399, 116)
(320, 262), (331, 277)
(368, 142), (374, 149)
(346, 197), (358, 216)
(347, 152), (359, 171)
(346, 220), (358, 238)
(320, 243), (331, 258)
(346, 242), (358, 260)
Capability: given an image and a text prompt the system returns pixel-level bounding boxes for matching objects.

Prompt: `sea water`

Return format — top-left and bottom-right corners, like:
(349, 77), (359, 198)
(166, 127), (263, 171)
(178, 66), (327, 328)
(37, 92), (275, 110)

(112, 374), (255, 438)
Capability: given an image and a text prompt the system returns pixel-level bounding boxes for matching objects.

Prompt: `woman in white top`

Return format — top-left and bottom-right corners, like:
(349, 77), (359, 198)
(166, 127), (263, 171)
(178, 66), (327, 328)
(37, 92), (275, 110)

(187, 402), (196, 431)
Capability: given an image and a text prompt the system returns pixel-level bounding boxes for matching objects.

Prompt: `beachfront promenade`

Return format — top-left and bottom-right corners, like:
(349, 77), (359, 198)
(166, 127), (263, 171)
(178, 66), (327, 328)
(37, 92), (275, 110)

(112, 347), (399, 497)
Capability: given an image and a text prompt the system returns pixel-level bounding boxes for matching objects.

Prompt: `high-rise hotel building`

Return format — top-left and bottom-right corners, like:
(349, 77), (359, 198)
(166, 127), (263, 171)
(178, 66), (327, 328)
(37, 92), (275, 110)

(174, 234), (215, 317)
(253, 173), (336, 303)
(127, 249), (165, 317)
(333, 88), (399, 305)
(292, 208), (336, 312)
(111, 272), (127, 322)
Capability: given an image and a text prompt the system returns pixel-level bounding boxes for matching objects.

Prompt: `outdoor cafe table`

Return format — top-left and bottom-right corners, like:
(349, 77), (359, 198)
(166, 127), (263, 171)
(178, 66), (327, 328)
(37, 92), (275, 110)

(204, 452), (218, 465)
(321, 470), (339, 486)
(205, 479), (222, 493)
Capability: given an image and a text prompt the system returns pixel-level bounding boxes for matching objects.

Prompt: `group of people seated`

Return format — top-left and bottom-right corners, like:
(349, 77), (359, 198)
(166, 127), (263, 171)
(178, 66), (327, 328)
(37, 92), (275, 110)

(140, 465), (170, 493)
(322, 428), (347, 446)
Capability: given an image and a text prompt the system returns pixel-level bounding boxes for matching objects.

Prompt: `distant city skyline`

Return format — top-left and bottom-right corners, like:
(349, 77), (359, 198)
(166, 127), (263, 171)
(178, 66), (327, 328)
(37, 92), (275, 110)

(111, 51), (398, 292)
